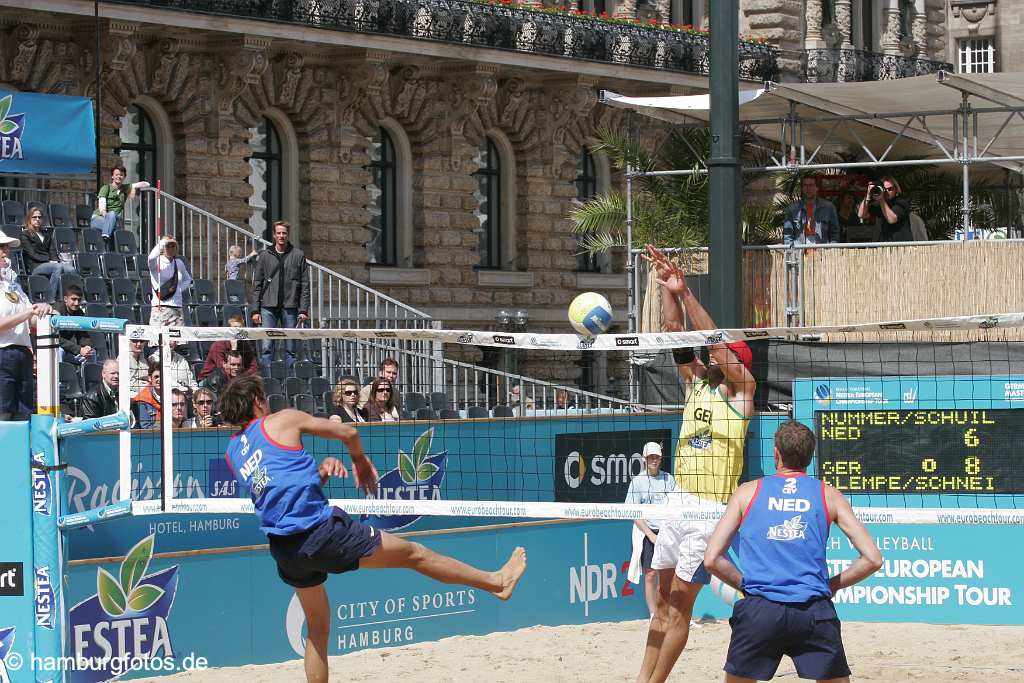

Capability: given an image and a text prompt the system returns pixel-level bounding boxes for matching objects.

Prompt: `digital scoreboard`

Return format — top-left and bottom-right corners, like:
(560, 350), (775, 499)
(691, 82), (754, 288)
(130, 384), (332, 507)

(815, 409), (1024, 494)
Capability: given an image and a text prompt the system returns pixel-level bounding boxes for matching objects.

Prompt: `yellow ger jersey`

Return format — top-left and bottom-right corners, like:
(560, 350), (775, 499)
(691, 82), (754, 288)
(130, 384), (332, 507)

(674, 379), (750, 503)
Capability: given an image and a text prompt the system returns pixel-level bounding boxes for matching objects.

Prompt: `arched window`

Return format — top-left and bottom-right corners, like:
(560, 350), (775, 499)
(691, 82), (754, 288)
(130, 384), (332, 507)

(118, 104), (156, 184)
(248, 117), (283, 241)
(368, 127), (397, 265)
(575, 146), (611, 273)
(475, 137), (502, 269)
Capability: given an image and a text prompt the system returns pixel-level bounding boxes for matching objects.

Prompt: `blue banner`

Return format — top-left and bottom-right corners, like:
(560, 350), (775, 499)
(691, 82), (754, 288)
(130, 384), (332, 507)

(0, 91), (95, 174)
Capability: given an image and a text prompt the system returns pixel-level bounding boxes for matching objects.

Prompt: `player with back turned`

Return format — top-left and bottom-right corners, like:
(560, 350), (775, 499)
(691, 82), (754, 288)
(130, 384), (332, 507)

(218, 374), (527, 683)
(704, 420), (883, 682)
(636, 245), (756, 683)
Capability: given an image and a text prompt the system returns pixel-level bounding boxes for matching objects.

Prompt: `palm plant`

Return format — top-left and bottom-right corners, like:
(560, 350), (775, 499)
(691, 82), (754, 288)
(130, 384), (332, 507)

(570, 124), (782, 254)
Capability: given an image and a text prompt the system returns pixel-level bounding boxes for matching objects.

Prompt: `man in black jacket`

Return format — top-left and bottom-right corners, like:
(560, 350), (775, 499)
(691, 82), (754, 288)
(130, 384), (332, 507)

(251, 220), (309, 368)
(200, 349), (242, 398)
(55, 285), (96, 365)
(81, 359), (119, 419)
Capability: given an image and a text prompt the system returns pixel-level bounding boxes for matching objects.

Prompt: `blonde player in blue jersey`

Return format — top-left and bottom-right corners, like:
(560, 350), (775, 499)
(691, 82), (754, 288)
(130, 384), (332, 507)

(219, 374), (527, 683)
(704, 420), (883, 682)
(637, 245), (757, 683)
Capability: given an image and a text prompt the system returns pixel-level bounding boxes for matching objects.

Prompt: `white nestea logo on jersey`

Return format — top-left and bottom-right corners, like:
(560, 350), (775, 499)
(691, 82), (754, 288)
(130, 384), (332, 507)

(767, 514), (807, 541)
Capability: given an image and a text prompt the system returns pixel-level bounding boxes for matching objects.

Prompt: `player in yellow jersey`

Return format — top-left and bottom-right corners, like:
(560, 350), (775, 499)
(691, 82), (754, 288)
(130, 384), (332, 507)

(636, 245), (756, 683)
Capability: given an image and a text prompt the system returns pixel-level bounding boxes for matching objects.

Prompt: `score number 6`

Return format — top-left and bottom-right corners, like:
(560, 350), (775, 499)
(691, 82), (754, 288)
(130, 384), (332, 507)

(964, 429), (981, 475)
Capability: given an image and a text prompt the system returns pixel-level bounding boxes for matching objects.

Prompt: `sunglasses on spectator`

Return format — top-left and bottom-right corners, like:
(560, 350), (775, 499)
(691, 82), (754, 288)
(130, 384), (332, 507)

(30, 215), (42, 221)
(376, 388), (392, 394)
(342, 390), (358, 396)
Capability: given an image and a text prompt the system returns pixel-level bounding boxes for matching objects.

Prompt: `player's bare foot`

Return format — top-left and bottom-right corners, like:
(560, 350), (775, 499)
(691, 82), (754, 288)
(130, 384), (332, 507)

(493, 546), (527, 601)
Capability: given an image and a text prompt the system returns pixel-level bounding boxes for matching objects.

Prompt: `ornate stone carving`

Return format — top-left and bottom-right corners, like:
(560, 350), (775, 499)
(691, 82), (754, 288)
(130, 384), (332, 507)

(217, 37), (270, 116)
(805, 0), (823, 41)
(833, 0), (853, 48)
(951, 1), (995, 24)
(9, 24), (40, 84)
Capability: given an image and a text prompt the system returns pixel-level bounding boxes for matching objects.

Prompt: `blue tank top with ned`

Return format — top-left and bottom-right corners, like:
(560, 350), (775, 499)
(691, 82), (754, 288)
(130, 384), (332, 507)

(224, 417), (332, 536)
(738, 473), (831, 602)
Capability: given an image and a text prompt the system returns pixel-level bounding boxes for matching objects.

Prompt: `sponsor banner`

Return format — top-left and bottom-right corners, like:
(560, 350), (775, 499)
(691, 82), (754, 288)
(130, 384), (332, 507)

(555, 429), (672, 503)
(0, 91), (95, 174)
(145, 311), (1024, 349)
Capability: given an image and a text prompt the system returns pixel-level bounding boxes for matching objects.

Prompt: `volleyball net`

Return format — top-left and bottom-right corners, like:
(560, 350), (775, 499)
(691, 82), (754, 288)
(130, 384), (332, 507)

(54, 313), (1024, 528)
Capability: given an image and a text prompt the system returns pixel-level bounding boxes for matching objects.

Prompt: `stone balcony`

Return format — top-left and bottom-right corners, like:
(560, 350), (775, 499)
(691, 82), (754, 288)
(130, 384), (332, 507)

(113, 0), (778, 81)
(802, 47), (953, 83)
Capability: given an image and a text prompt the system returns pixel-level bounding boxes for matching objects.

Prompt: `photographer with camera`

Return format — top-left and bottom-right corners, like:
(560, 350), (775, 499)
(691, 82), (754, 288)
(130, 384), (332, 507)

(148, 234), (192, 327)
(858, 176), (913, 242)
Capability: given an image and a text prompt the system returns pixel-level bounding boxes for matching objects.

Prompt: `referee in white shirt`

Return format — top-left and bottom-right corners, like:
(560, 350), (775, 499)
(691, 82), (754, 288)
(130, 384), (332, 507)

(0, 233), (53, 420)
(148, 235), (192, 327)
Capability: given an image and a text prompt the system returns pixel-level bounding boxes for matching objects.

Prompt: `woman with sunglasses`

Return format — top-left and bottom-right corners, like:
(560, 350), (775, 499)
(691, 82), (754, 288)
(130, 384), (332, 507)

(20, 205), (76, 302)
(364, 377), (400, 422)
(329, 377), (366, 423)
(184, 387), (219, 428)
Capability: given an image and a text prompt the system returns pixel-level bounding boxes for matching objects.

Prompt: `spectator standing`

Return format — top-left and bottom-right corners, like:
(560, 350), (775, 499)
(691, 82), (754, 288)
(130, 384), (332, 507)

(131, 362), (161, 429)
(198, 314), (258, 380)
(509, 384), (535, 415)
(81, 359), (120, 419)
(54, 285), (96, 366)
(20, 205), (76, 301)
(225, 245), (257, 281)
(200, 349), (242, 397)
(148, 341), (197, 395)
(0, 232), (52, 420)
(554, 388), (576, 410)
(251, 221), (309, 367)
(363, 378), (399, 422)
(148, 235), (192, 328)
(783, 176), (840, 246)
(329, 377), (366, 423)
(127, 338), (150, 394)
(184, 387), (219, 428)
(836, 192), (863, 243)
(625, 442), (678, 618)
(90, 165), (137, 238)
(858, 176), (913, 242)
(358, 358), (403, 410)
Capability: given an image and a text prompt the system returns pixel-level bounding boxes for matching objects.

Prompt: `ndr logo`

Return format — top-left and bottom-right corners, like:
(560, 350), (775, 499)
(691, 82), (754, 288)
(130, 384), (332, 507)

(562, 451), (645, 489)
(813, 384), (832, 405)
(569, 533), (632, 617)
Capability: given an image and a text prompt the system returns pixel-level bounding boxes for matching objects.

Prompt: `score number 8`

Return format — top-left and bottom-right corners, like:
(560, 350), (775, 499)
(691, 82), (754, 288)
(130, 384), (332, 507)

(963, 429), (981, 475)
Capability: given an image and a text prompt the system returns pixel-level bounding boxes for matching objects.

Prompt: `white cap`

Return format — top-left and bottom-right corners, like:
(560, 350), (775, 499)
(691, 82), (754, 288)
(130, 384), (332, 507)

(642, 442), (663, 458)
(0, 233), (20, 248)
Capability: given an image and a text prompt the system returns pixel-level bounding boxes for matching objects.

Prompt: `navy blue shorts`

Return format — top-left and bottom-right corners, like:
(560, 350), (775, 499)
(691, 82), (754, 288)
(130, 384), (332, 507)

(724, 595), (850, 681)
(267, 507), (382, 588)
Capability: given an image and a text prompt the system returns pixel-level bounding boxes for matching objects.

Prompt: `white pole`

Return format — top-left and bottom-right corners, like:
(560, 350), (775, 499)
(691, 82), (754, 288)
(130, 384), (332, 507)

(118, 332), (132, 502)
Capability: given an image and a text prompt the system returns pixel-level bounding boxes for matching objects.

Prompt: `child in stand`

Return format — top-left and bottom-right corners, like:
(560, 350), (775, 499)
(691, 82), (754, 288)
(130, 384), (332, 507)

(225, 244), (257, 281)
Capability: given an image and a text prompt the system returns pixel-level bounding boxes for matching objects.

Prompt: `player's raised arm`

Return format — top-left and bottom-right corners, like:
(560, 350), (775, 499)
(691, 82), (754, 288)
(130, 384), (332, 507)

(826, 486), (883, 593)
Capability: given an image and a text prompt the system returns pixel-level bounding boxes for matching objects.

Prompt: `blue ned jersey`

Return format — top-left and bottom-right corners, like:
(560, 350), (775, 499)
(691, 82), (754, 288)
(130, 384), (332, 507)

(738, 474), (831, 603)
(224, 418), (331, 536)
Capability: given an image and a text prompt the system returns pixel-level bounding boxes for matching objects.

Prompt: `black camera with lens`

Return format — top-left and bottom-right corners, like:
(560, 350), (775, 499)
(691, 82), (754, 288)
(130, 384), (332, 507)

(869, 183), (883, 198)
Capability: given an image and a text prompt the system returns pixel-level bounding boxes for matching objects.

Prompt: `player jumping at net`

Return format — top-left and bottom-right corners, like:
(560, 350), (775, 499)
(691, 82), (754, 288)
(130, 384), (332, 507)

(704, 420), (883, 682)
(637, 244), (756, 683)
(218, 374), (527, 683)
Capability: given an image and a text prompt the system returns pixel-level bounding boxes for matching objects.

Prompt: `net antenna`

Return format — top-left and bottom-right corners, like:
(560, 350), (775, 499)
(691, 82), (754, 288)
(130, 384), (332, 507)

(114, 314), (1024, 526)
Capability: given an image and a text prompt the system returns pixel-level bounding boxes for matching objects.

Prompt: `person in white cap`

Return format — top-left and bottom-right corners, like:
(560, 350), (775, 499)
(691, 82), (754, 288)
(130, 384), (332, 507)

(148, 234), (192, 328)
(0, 232), (53, 419)
(625, 442), (678, 617)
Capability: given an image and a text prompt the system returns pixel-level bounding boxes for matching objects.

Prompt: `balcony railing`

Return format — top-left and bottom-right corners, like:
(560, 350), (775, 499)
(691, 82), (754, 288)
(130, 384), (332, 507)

(113, 0), (778, 80)
(802, 48), (953, 83)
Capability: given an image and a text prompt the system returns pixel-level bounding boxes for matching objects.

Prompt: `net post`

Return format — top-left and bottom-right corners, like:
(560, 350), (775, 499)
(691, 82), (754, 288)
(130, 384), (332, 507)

(117, 332), (133, 502)
(159, 333), (174, 512)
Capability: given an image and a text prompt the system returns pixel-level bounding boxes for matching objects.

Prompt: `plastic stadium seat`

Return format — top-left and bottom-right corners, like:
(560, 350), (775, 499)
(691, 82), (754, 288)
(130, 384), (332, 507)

(135, 254), (149, 278)
(467, 406), (490, 419)
(2, 200), (25, 225)
(112, 230), (139, 256)
(192, 304), (217, 327)
(284, 377), (307, 397)
(58, 362), (85, 403)
(84, 277), (110, 305)
(269, 361), (288, 381)
(268, 394), (288, 413)
(82, 363), (102, 392)
(102, 253), (127, 279)
(224, 279), (247, 306)
(292, 394), (316, 414)
(81, 229), (106, 254)
(88, 331), (111, 361)
(49, 203), (72, 228)
(112, 304), (137, 324)
(404, 392), (426, 412)
(429, 392), (451, 410)
(75, 252), (102, 278)
(59, 272), (85, 297)
(191, 279), (216, 305)
(53, 228), (79, 255)
(75, 204), (92, 228)
(294, 360), (316, 380)
(111, 278), (136, 306)
(321, 391), (333, 412)
(309, 377), (331, 399)
(28, 275), (51, 303)
(139, 305), (151, 324)
(492, 405), (514, 417)
(415, 408), (436, 420)
(263, 378), (284, 396)
(1, 224), (20, 240)
(82, 302), (110, 318)
(439, 409), (461, 420)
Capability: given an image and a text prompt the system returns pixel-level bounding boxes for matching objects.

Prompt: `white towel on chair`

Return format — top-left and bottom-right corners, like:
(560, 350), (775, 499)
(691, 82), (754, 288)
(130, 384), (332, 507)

(628, 525), (645, 585)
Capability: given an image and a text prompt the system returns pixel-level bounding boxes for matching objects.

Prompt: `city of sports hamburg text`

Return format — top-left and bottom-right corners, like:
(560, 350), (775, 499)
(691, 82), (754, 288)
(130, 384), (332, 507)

(334, 589), (477, 650)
